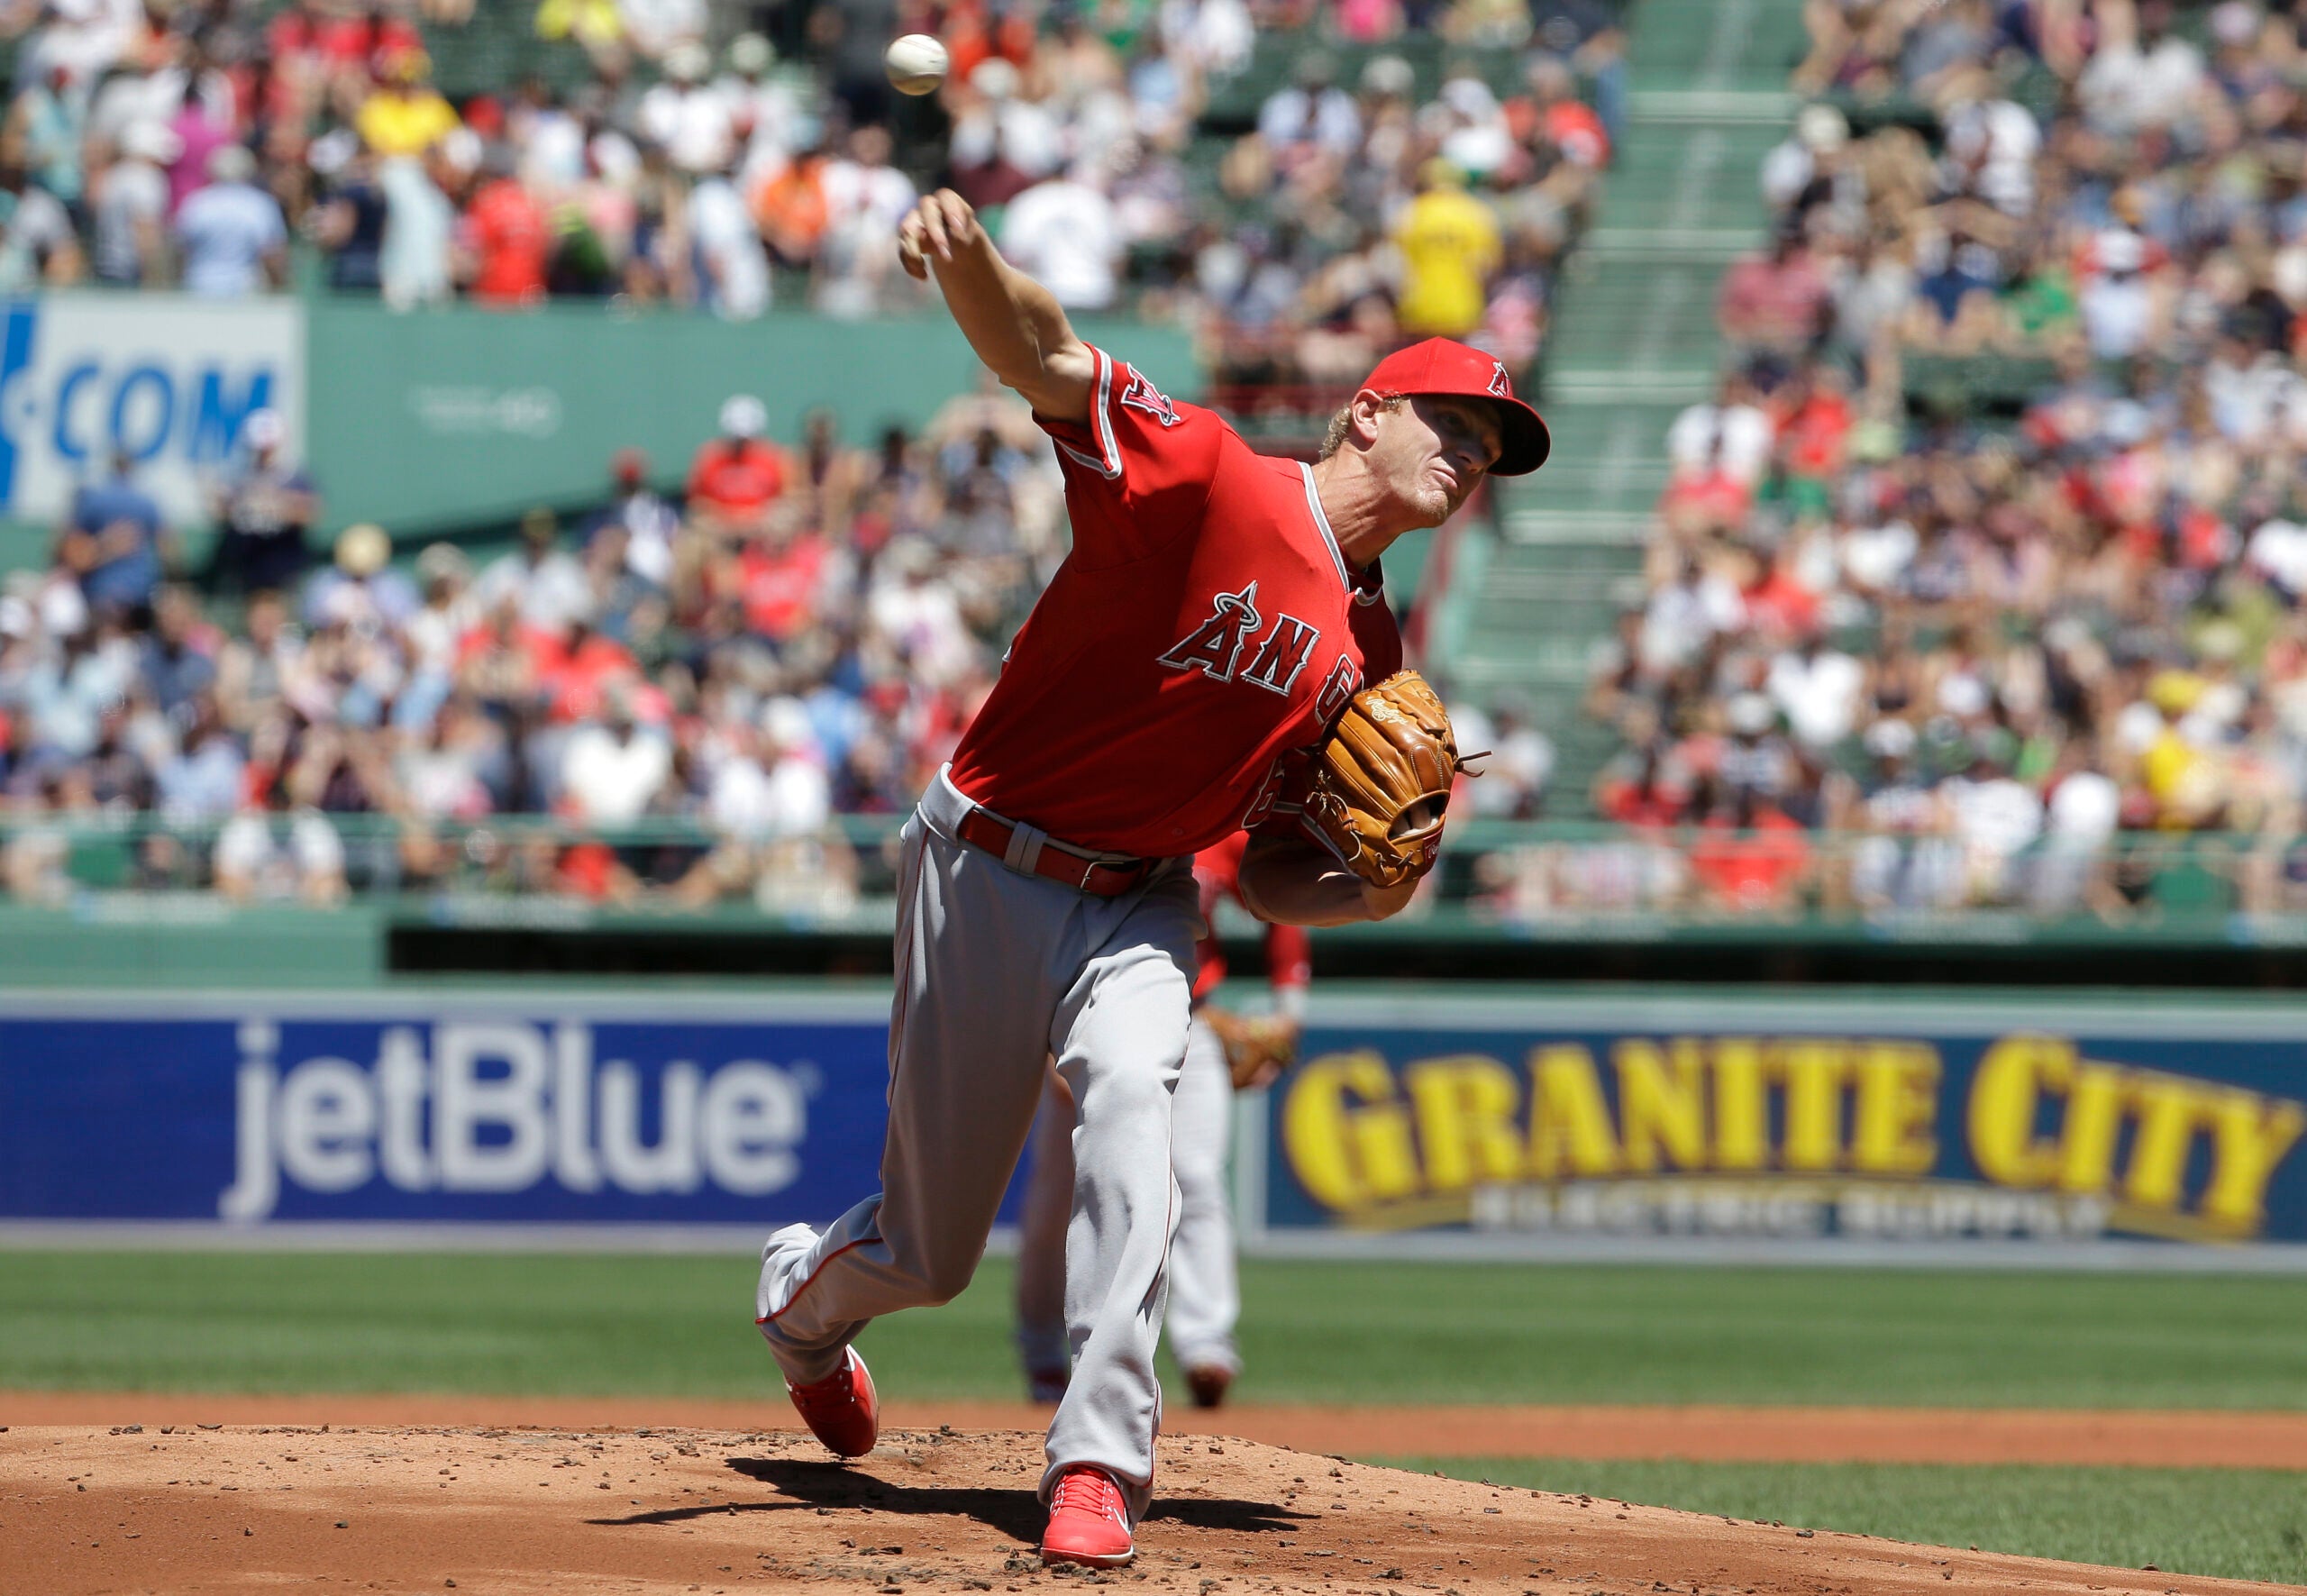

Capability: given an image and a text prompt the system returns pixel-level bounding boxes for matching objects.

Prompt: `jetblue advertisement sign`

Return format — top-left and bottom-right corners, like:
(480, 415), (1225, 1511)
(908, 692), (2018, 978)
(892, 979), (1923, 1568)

(0, 295), (303, 524)
(0, 995), (915, 1227)
(1264, 994), (2307, 1252)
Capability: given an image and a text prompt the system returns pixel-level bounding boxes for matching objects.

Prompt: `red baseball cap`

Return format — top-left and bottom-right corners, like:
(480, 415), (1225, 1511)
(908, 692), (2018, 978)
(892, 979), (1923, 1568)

(1363, 338), (1551, 475)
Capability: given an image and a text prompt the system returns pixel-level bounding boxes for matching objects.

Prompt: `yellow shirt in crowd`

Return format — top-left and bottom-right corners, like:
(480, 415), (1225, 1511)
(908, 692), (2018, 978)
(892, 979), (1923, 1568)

(1393, 187), (1502, 337)
(357, 89), (463, 159)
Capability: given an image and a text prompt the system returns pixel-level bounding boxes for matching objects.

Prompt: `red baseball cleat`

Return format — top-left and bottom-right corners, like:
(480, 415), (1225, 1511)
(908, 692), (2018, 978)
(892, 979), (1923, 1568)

(786, 1345), (879, 1458)
(1041, 1464), (1135, 1568)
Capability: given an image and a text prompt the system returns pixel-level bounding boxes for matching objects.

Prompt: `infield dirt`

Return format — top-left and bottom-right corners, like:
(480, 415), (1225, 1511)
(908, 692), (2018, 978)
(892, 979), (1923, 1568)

(0, 1424), (2284, 1596)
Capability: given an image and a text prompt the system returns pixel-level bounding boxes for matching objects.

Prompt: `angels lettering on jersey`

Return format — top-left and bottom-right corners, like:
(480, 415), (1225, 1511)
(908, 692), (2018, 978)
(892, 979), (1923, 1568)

(1158, 580), (1339, 700)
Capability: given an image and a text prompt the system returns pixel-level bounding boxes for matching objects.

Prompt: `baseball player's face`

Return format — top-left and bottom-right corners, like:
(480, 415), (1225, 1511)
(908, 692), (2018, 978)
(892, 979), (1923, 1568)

(1384, 396), (1503, 526)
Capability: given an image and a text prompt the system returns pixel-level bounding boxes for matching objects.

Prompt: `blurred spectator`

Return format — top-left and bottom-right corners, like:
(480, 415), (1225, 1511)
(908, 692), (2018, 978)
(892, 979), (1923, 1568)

(206, 410), (319, 598)
(0, 157), (81, 290)
(63, 451), (167, 618)
(356, 51), (460, 158)
(175, 144), (287, 296)
(1000, 164), (1125, 311)
(561, 691), (670, 824)
(378, 144), (459, 310)
(687, 395), (787, 534)
(1393, 159), (1501, 339)
(478, 508), (592, 633)
(90, 120), (176, 287)
(464, 144), (551, 306)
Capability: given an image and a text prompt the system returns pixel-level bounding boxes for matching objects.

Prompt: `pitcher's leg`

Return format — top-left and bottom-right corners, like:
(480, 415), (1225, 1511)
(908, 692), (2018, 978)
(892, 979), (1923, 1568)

(1042, 919), (1196, 1519)
(1164, 1017), (1241, 1380)
(1015, 1067), (1076, 1394)
(758, 825), (1056, 1384)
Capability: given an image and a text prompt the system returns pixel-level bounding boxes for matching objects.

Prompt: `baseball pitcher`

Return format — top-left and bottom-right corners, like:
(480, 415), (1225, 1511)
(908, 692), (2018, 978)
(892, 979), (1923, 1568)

(752, 187), (1549, 1570)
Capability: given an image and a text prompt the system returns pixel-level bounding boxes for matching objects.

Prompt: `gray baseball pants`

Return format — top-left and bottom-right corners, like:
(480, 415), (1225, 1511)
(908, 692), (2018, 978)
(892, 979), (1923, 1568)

(757, 767), (1200, 1520)
(1018, 1017), (1242, 1382)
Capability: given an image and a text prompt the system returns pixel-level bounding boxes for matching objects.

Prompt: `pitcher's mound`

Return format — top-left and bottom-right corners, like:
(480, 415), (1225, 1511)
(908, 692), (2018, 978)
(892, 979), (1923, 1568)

(0, 1424), (2260, 1596)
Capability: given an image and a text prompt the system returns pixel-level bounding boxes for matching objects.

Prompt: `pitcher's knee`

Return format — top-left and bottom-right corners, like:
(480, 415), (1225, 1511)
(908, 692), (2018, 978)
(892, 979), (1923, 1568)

(916, 1250), (980, 1306)
(1080, 1063), (1178, 1130)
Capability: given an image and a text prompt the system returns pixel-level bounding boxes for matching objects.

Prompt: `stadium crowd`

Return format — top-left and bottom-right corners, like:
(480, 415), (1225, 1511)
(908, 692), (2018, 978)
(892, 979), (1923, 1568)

(0, 0), (1615, 349)
(0, 383), (1078, 907)
(0, 0), (1594, 907)
(1557, 0), (2307, 924)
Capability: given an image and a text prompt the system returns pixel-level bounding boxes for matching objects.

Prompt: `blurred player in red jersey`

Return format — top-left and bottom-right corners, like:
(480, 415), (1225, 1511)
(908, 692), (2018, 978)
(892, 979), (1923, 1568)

(752, 188), (1548, 1569)
(1014, 833), (1309, 1409)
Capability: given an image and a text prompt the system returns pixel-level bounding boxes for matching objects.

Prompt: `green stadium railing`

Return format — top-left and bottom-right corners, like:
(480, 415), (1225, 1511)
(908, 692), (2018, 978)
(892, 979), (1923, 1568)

(5, 810), (2302, 941)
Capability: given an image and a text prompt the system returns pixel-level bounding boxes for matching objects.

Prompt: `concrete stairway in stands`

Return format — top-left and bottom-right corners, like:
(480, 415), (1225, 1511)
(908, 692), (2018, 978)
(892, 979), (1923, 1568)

(1433, 0), (1807, 815)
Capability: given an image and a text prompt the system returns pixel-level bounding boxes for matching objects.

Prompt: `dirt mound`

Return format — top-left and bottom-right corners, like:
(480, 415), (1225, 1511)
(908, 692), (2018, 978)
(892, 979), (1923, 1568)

(12, 1394), (2307, 1469)
(0, 1424), (2268, 1596)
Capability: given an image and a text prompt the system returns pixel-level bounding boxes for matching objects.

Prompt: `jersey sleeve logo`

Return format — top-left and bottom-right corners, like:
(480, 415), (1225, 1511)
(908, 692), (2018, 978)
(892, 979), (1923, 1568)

(1119, 369), (1181, 427)
(1158, 581), (1263, 681)
(1489, 360), (1512, 398)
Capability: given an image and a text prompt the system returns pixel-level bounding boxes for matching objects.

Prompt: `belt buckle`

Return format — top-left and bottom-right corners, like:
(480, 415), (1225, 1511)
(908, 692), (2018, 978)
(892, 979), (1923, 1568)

(1078, 855), (1100, 892)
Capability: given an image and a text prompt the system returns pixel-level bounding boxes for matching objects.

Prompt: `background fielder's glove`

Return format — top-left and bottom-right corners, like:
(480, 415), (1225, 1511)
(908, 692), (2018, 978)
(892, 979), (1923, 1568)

(1203, 1008), (1299, 1090)
(1298, 669), (1468, 889)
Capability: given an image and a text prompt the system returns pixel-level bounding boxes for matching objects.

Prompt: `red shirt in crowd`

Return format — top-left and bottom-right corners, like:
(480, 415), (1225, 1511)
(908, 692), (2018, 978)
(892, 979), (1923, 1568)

(468, 178), (551, 305)
(737, 532), (828, 640)
(947, 347), (1404, 858)
(688, 439), (789, 529)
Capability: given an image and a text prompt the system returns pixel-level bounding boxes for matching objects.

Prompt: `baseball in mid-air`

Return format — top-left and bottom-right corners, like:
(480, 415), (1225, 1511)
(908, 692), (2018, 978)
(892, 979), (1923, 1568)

(884, 33), (949, 96)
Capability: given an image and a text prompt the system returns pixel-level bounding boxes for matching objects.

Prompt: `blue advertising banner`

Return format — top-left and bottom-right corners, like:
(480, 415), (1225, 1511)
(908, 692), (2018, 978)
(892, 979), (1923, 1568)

(0, 992), (916, 1228)
(1261, 994), (2307, 1254)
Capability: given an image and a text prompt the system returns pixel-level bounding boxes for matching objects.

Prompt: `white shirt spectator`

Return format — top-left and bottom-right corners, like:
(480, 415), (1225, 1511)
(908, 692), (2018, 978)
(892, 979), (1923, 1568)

(1666, 397), (1774, 485)
(561, 721), (671, 824)
(616, 0), (707, 60)
(1000, 178), (1124, 311)
(869, 552), (976, 688)
(1940, 99), (2039, 217)
(175, 179), (286, 296)
(379, 155), (454, 311)
(709, 748), (831, 840)
(91, 150), (169, 284)
(821, 153), (917, 237)
(688, 175), (771, 319)
(1163, 0), (1254, 76)
(1767, 644), (1864, 749)
(949, 91), (1065, 180)
(2078, 32), (2206, 134)
(1258, 83), (1360, 156)
(214, 809), (347, 901)
(0, 183), (77, 292)
(1948, 773), (2044, 861)
(476, 548), (594, 631)
(639, 80), (734, 175)
(2249, 518), (2307, 594)
(719, 72), (807, 187)
(2046, 769), (2120, 849)
(1639, 568), (1744, 673)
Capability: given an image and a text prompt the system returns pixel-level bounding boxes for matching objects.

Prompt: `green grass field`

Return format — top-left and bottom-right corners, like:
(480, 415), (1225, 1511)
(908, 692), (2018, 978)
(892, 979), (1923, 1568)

(1379, 1458), (2307, 1586)
(5, 1252), (2303, 1582)
(4, 1252), (2302, 1409)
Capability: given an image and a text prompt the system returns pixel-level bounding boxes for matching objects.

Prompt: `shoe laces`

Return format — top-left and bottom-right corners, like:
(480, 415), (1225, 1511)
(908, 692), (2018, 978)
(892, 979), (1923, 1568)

(1051, 1467), (1126, 1524)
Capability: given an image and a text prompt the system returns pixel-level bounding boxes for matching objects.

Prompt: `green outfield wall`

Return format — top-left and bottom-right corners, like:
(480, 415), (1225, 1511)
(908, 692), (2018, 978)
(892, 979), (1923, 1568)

(0, 295), (1199, 570)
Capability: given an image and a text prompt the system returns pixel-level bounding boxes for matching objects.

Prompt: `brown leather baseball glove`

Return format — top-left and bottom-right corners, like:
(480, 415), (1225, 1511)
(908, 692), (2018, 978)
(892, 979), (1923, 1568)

(1203, 1009), (1299, 1090)
(1298, 669), (1468, 889)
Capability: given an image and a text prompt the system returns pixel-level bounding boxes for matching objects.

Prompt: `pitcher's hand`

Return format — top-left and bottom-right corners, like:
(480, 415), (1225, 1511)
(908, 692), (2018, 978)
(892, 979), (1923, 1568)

(897, 188), (983, 281)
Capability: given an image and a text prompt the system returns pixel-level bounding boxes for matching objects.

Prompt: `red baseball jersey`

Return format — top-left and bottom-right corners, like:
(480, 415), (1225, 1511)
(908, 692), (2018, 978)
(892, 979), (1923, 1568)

(947, 346), (1403, 857)
(1190, 832), (1313, 1007)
